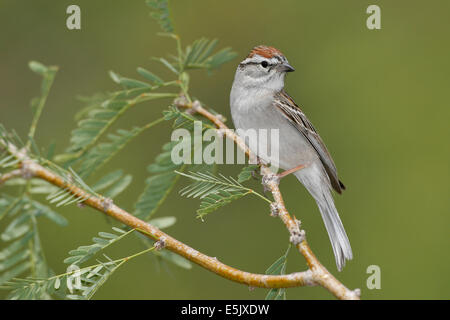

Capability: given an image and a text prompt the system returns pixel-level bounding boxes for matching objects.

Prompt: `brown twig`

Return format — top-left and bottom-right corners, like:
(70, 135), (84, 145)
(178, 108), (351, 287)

(0, 142), (318, 290)
(0, 169), (22, 185)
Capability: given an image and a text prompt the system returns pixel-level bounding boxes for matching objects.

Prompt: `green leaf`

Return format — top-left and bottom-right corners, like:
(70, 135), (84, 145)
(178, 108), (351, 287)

(28, 180), (58, 194)
(103, 174), (132, 199)
(0, 261), (31, 286)
(0, 232), (34, 261)
(0, 250), (29, 272)
(109, 70), (153, 89)
(148, 216), (176, 229)
(134, 141), (184, 220)
(183, 38), (237, 71)
(75, 116), (165, 178)
(91, 170), (124, 192)
(134, 172), (178, 220)
(155, 57), (179, 74)
(1, 213), (32, 241)
(177, 171), (270, 219)
(62, 87), (150, 158)
(44, 166), (94, 207)
(238, 165), (259, 183)
(196, 190), (248, 219)
(28, 61), (48, 75)
(31, 199), (68, 226)
(137, 67), (164, 84)
(146, 0), (174, 33)
(265, 245), (291, 300)
(77, 127), (142, 177)
(27, 61), (58, 145)
(64, 228), (134, 266)
(155, 250), (192, 269)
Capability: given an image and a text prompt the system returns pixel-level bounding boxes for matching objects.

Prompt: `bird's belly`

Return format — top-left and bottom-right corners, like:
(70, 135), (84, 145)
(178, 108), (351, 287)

(231, 101), (318, 171)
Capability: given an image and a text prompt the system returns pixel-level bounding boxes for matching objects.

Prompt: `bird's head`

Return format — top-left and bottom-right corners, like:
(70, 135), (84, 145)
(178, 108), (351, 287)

(234, 45), (294, 91)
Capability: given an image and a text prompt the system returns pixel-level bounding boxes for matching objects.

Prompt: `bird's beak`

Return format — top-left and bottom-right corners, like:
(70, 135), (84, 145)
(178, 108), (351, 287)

(280, 62), (295, 73)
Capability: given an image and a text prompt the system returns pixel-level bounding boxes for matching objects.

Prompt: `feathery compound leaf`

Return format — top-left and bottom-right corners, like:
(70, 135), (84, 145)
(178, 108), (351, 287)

(74, 93), (110, 121)
(133, 124), (217, 221)
(64, 228), (134, 266)
(155, 249), (192, 269)
(29, 198), (68, 226)
(238, 164), (259, 183)
(0, 125), (25, 166)
(134, 141), (183, 220)
(0, 262), (31, 287)
(177, 171), (270, 219)
(0, 197), (52, 287)
(44, 166), (95, 207)
(77, 127), (142, 178)
(61, 86), (152, 160)
(77, 117), (164, 178)
(137, 67), (164, 85)
(146, 0), (174, 33)
(27, 61), (58, 144)
(265, 245), (291, 300)
(109, 71), (152, 89)
(183, 38), (237, 71)
(6, 258), (122, 300)
(153, 57), (179, 74)
(102, 174), (132, 199)
(196, 190), (248, 219)
(163, 106), (215, 131)
(178, 171), (247, 199)
(91, 169), (125, 192)
(148, 216), (176, 229)
(59, 84), (175, 167)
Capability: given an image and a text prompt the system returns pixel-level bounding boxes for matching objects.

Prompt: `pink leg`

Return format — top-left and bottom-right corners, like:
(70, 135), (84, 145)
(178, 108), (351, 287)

(277, 164), (306, 179)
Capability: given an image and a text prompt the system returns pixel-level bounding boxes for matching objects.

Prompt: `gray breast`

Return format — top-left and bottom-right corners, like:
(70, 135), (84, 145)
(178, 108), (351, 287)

(230, 89), (318, 171)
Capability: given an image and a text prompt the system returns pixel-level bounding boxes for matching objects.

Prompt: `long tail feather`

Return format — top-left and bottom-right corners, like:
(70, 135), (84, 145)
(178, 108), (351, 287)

(295, 163), (352, 271)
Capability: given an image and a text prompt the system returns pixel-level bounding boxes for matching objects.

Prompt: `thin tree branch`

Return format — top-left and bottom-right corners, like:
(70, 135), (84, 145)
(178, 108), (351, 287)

(0, 141), (317, 290)
(175, 98), (361, 300)
(0, 169), (22, 185)
(0, 98), (361, 299)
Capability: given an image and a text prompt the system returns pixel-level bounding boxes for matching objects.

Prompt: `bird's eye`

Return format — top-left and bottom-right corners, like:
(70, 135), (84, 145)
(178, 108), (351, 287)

(261, 61), (269, 68)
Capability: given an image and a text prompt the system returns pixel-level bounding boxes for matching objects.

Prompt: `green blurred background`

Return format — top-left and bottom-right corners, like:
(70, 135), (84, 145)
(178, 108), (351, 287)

(0, 0), (449, 299)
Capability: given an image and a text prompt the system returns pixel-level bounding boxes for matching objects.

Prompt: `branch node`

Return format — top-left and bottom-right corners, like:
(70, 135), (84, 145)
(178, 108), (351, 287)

(101, 197), (113, 211)
(215, 128), (226, 139)
(353, 288), (361, 298)
(303, 269), (316, 286)
(154, 237), (167, 250)
(174, 95), (189, 107)
(289, 229), (306, 246)
(20, 160), (35, 180)
(294, 216), (302, 229)
(215, 113), (225, 122)
(262, 172), (279, 192)
(270, 202), (281, 217)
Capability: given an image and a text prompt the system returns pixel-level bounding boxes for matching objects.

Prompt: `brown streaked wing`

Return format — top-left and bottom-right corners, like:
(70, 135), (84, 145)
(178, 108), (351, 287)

(273, 90), (345, 194)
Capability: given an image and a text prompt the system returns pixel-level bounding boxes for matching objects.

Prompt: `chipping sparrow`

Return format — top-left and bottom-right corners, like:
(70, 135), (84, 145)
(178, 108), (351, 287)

(230, 45), (352, 271)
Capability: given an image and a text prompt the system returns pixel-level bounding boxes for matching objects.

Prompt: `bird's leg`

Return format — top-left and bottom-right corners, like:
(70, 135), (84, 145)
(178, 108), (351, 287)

(276, 164), (306, 180)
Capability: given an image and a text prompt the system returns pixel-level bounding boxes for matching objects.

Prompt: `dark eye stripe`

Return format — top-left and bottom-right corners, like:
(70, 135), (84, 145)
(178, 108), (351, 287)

(240, 61), (273, 67)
